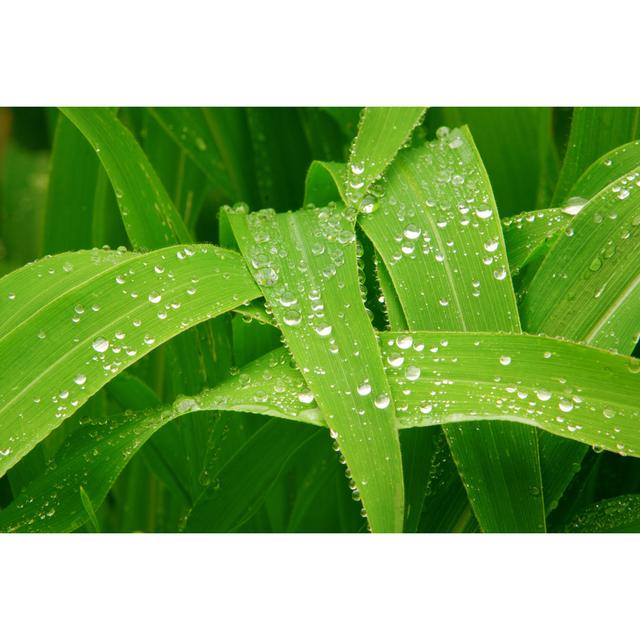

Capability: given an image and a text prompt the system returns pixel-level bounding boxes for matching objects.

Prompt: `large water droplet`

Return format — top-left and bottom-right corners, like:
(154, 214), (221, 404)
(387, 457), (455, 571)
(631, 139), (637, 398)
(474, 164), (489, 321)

(562, 196), (588, 216)
(92, 337), (109, 353)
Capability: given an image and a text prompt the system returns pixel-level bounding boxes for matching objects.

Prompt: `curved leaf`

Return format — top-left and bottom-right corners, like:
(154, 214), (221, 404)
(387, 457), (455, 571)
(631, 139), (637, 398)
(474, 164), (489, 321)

(360, 126), (544, 532)
(565, 494), (640, 533)
(0, 244), (260, 475)
(228, 204), (404, 533)
(553, 107), (640, 206)
(60, 107), (191, 249)
(345, 107), (426, 207)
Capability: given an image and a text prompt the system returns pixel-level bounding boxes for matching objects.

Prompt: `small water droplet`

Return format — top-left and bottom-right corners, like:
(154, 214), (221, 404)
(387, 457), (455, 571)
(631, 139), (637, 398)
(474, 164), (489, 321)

(298, 389), (315, 404)
(374, 393), (390, 409)
(357, 381), (372, 396)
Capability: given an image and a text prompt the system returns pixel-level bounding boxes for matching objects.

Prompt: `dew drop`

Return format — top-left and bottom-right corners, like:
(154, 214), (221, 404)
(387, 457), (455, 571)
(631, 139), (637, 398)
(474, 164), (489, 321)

(536, 389), (551, 401)
(558, 398), (574, 413)
(374, 393), (391, 409)
(92, 337), (109, 353)
(403, 224), (421, 240)
(562, 196), (588, 216)
(493, 267), (507, 281)
(387, 353), (405, 367)
(283, 309), (301, 327)
(357, 381), (372, 396)
(298, 389), (315, 404)
(499, 355), (511, 366)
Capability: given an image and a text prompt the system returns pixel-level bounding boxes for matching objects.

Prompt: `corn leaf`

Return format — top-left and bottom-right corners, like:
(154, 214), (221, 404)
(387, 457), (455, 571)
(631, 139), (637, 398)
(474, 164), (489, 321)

(553, 107), (640, 206)
(345, 107), (425, 206)
(360, 125), (544, 532)
(228, 204), (404, 532)
(60, 107), (192, 249)
(565, 494), (640, 532)
(0, 245), (260, 475)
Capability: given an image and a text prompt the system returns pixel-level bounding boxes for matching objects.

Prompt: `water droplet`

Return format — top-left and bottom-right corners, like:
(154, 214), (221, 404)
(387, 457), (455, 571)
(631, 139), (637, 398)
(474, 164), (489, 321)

(298, 389), (314, 404)
(387, 353), (405, 367)
(283, 309), (301, 327)
(493, 267), (507, 281)
(255, 267), (278, 286)
(74, 373), (87, 385)
(350, 161), (365, 175)
(536, 389), (551, 401)
(357, 381), (372, 396)
(562, 196), (588, 216)
(396, 335), (413, 350)
(558, 398), (574, 413)
(603, 407), (616, 419)
(92, 337), (109, 353)
(144, 335), (156, 346)
(314, 323), (332, 337)
(148, 291), (162, 304)
(419, 402), (433, 414)
(374, 393), (390, 409)
(499, 355), (511, 366)
(405, 365), (421, 381)
(403, 224), (421, 240)
(476, 208), (493, 220)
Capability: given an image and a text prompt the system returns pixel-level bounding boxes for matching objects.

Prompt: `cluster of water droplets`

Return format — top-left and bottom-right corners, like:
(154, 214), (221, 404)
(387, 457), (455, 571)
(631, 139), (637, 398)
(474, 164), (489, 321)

(3, 244), (244, 452)
(377, 333), (637, 455)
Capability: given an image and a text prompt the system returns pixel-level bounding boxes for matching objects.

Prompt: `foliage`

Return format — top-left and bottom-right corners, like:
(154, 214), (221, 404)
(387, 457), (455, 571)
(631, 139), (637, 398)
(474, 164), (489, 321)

(1, 106), (640, 533)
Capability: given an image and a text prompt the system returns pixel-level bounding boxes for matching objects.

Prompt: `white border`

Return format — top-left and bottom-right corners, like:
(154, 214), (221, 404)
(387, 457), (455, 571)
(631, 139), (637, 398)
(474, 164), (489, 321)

(0, 534), (636, 638)
(1, 1), (639, 105)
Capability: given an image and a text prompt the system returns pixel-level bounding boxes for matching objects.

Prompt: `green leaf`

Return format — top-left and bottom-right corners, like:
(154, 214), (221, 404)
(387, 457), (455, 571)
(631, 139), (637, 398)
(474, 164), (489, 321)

(553, 107), (640, 206)
(304, 160), (346, 207)
(228, 204), (404, 532)
(185, 419), (322, 532)
(0, 405), (173, 532)
(570, 139), (640, 202)
(428, 107), (558, 216)
(41, 109), (126, 255)
(246, 108), (312, 211)
(523, 158), (640, 512)
(141, 111), (209, 231)
(0, 244), (260, 475)
(187, 328), (640, 459)
(60, 107), (192, 249)
(148, 107), (258, 205)
(345, 107), (426, 206)
(523, 167), (640, 353)
(565, 495), (640, 532)
(1, 142), (49, 263)
(502, 208), (572, 275)
(360, 125), (545, 532)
